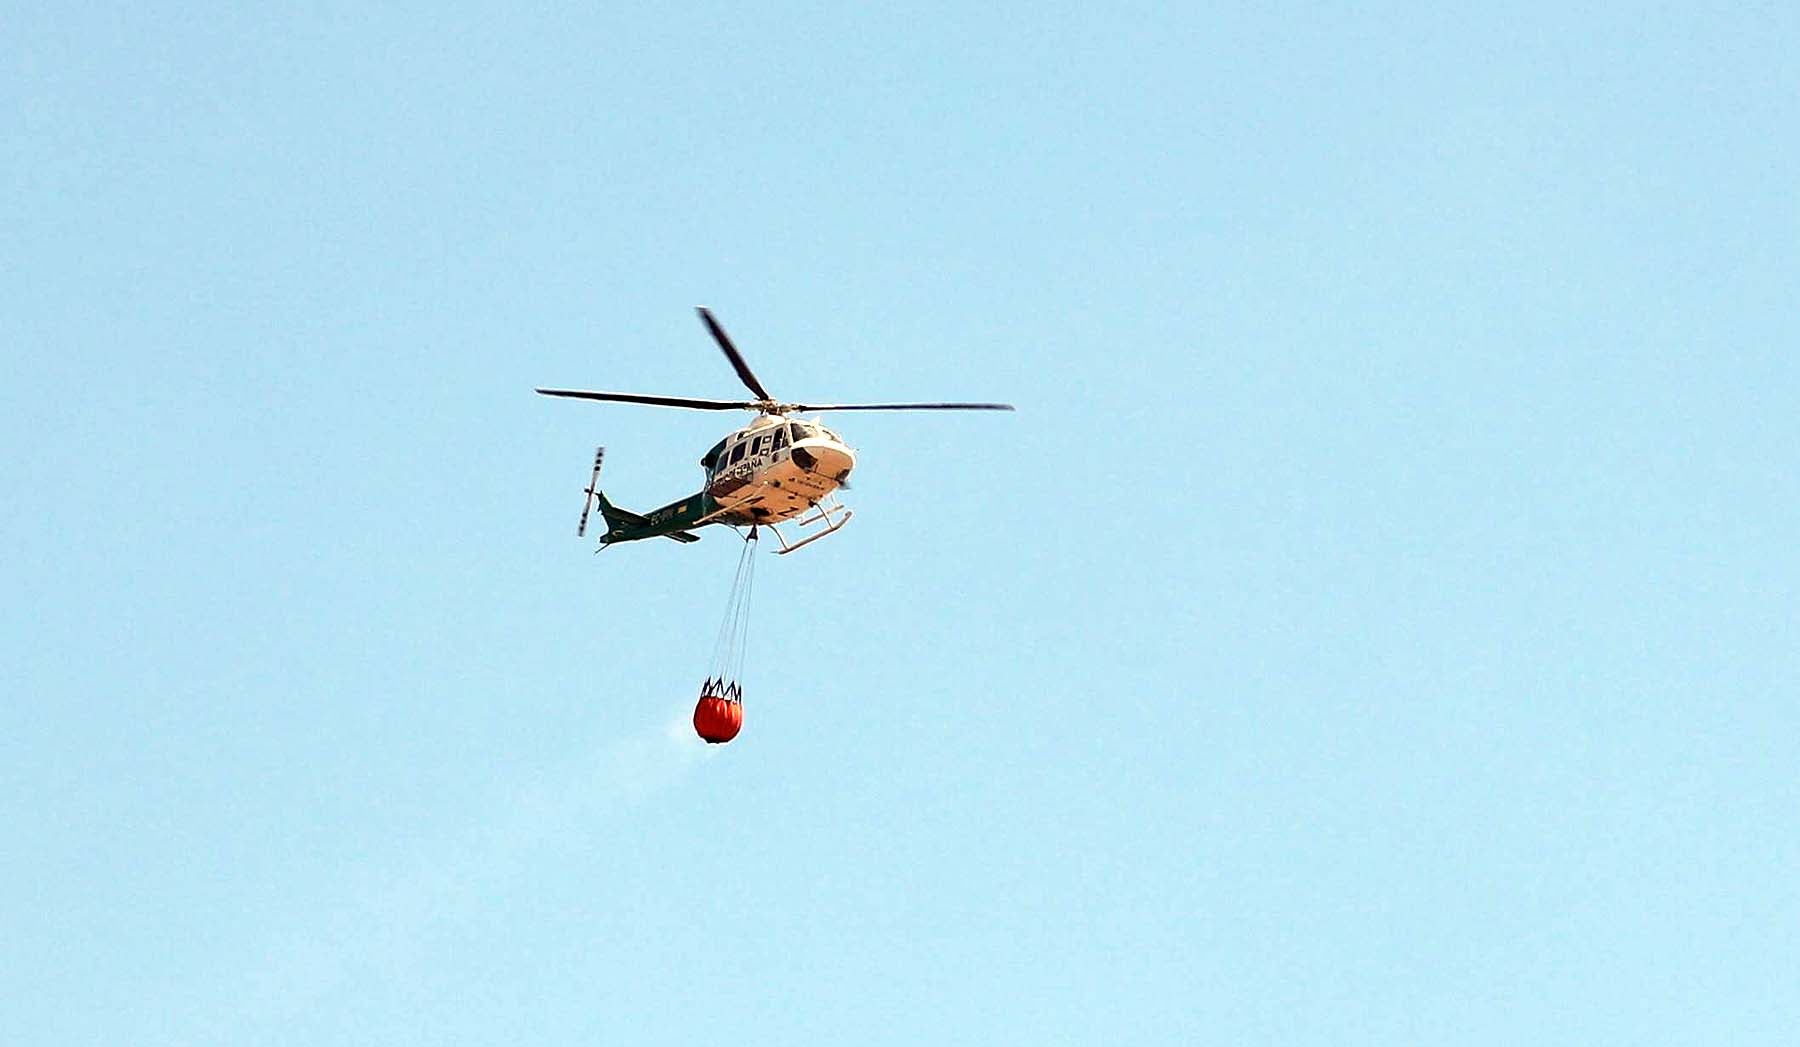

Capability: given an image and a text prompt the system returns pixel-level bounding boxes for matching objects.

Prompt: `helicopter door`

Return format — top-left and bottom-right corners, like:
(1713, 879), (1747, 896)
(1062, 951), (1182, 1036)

(710, 438), (753, 498)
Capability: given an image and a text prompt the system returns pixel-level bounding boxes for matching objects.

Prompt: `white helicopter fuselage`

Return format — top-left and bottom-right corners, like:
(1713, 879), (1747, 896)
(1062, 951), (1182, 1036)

(539, 307), (1009, 550)
(702, 413), (857, 525)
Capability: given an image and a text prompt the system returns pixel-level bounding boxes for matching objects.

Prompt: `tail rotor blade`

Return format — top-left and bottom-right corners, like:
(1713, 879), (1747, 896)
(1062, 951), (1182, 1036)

(577, 447), (605, 537)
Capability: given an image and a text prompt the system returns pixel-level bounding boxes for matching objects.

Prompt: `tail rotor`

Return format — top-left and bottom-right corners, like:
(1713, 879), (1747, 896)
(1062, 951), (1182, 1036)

(576, 447), (605, 537)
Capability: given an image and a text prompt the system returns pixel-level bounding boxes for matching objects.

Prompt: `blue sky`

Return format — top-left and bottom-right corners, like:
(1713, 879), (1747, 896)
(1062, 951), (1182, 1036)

(4, 4), (1796, 1043)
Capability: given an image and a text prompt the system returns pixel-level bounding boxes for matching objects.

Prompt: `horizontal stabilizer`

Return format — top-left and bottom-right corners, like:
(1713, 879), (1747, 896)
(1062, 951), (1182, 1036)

(664, 530), (702, 544)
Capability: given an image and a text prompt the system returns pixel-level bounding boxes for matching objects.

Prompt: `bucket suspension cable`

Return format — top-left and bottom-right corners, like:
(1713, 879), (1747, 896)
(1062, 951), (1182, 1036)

(730, 536), (756, 690)
(703, 528), (759, 700)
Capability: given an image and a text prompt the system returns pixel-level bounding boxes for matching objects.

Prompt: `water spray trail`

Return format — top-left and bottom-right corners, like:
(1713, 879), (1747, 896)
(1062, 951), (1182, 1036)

(179, 706), (716, 1046)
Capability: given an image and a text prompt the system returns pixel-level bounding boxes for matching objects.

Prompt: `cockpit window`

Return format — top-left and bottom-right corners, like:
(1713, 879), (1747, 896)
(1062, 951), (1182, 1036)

(701, 440), (726, 470)
(788, 423), (808, 443)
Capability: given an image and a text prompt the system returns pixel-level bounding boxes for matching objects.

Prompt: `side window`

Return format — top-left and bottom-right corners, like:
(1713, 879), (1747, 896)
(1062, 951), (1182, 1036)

(772, 427), (788, 451)
(730, 441), (747, 464)
(753, 434), (770, 457)
(701, 440), (726, 473)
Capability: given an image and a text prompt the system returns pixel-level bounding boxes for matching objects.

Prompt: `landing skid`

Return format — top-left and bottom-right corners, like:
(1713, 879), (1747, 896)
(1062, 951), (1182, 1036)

(767, 498), (852, 555)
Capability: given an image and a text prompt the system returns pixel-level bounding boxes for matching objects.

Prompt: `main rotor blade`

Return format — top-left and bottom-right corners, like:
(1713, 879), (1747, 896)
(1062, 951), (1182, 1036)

(783, 401), (1016, 412)
(696, 307), (775, 402)
(535, 388), (757, 411)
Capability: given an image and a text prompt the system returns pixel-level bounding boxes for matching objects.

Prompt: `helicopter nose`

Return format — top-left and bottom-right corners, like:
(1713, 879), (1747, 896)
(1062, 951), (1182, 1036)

(793, 443), (855, 481)
(814, 444), (854, 478)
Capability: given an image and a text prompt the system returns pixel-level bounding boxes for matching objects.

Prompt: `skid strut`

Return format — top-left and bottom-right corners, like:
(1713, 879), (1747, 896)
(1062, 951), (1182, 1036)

(769, 499), (852, 555)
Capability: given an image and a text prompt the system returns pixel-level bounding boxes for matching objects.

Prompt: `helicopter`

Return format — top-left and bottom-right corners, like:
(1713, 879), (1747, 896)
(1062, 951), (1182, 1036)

(538, 308), (1014, 554)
